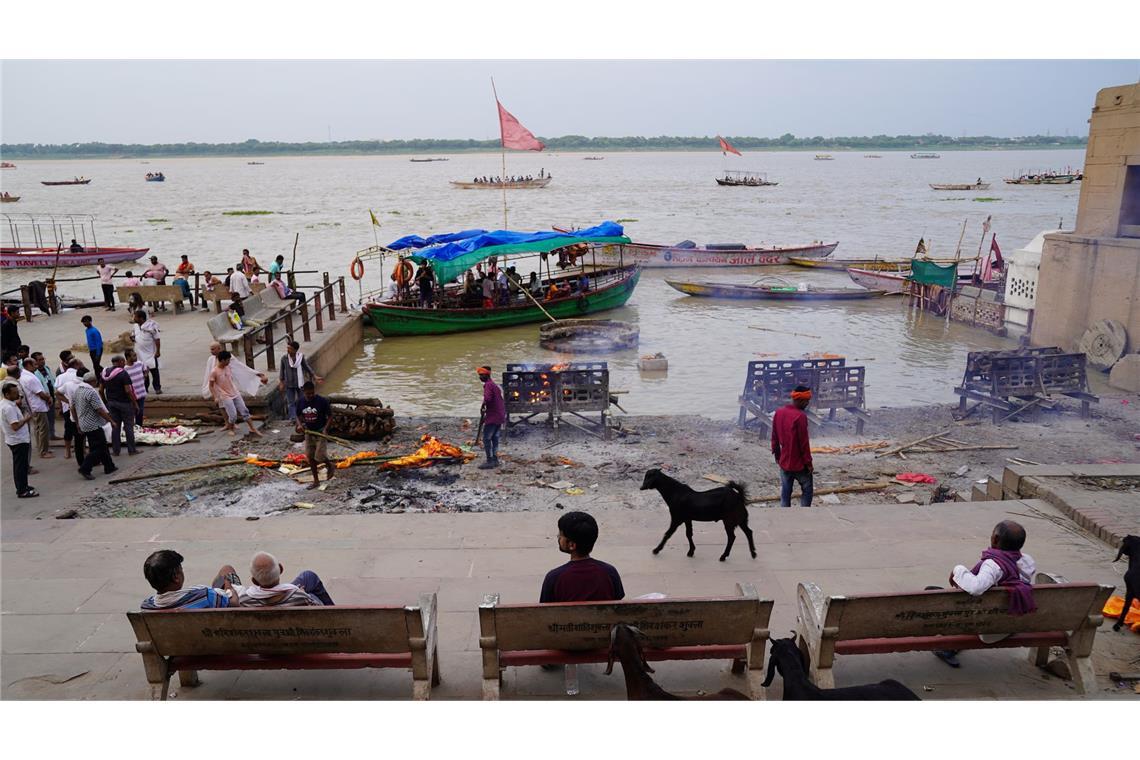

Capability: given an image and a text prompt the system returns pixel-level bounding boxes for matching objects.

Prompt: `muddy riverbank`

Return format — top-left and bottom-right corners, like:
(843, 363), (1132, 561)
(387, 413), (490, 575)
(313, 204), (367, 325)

(66, 397), (1140, 520)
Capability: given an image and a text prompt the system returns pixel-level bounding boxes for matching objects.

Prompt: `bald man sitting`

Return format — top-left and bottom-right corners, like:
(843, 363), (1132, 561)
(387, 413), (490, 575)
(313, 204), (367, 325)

(235, 551), (335, 607)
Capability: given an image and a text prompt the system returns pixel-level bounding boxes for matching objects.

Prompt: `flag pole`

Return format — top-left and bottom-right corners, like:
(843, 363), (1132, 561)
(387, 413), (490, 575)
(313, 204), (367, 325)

(492, 77), (508, 229)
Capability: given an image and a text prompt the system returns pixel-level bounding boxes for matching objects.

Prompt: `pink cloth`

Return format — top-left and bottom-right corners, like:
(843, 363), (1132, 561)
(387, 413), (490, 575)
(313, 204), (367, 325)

(497, 100), (545, 152)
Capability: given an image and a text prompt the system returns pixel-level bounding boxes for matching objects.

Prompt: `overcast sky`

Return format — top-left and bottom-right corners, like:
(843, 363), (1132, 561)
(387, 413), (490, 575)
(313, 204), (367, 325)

(2, 60), (1137, 144)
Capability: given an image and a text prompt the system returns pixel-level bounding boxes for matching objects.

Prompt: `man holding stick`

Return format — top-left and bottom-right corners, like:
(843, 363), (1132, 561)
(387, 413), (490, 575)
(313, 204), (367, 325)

(295, 381), (335, 489)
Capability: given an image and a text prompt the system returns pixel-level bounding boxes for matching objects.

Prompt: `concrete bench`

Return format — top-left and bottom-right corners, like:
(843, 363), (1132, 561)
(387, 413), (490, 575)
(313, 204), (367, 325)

(796, 573), (1113, 694)
(126, 593), (440, 700)
(477, 582), (772, 699)
(245, 287), (297, 323)
(117, 284), (187, 314)
(207, 312), (254, 347)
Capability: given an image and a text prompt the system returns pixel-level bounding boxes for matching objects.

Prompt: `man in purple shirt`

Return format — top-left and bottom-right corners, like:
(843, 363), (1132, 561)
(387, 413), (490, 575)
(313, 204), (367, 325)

(540, 511), (625, 603)
(477, 365), (505, 469)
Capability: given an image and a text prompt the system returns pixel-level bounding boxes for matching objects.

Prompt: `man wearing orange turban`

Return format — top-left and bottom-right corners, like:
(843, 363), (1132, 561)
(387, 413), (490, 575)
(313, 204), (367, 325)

(772, 385), (813, 507)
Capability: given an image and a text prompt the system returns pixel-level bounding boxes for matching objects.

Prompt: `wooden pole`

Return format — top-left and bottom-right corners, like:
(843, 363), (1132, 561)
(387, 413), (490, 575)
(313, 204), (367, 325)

(304, 429), (356, 447)
(108, 458), (249, 484)
(747, 480), (893, 504)
(946, 219), (967, 325)
(491, 77), (508, 229)
(519, 278), (559, 323)
(289, 232), (300, 273)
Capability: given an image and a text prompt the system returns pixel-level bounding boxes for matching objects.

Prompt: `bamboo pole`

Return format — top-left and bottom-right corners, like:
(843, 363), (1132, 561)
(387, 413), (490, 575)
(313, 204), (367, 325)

(874, 429), (953, 458)
(108, 458), (250, 484)
(747, 480), (893, 504)
(519, 279), (559, 323)
(303, 429), (356, 447)
(491, 77), (508, 229)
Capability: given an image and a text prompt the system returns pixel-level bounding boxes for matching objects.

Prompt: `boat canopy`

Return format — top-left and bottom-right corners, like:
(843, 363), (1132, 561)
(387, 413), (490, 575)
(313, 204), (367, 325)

(388, 229), (488, 250)
(396, 221), (630, 284)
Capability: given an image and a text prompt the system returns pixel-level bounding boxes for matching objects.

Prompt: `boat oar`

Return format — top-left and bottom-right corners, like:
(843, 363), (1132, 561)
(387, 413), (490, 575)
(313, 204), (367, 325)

(518, 279), (559, 323)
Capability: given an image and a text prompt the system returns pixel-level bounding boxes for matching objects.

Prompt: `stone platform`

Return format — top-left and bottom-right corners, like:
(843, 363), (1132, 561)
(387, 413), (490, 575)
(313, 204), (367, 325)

(2, 499), (1136, 700)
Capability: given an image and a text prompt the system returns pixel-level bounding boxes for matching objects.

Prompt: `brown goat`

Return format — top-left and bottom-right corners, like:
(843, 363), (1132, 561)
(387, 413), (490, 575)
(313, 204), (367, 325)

(605, 623), (751, 700)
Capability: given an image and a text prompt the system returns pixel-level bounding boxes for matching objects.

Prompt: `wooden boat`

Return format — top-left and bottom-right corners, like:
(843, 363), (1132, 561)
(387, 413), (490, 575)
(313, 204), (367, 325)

(583, 156), (605, 160)
(814, 154), (834, 161)
(667, 279), (885, 300)
(1003, 170), (1078, 185)
(607, 240), (838, 268)
(788, 256), (914, 271)
(41, 178), (91, 185)
(247, 161), (264, 165)
(930, 181), (990, 191)
(450, 177), (552, 189)
(848, 264), (975, 294)
(864, 155), (882, 158)
(0, 162), (15, 169)
(409, 158), (449, 162)
(910, 153), (941, 159)
(365, 265), (640, 336)
(145, 172), (165, 182)
(0, 195), (19, 204)
(716, 171), (777, 187)
(1, 246), (149, 269)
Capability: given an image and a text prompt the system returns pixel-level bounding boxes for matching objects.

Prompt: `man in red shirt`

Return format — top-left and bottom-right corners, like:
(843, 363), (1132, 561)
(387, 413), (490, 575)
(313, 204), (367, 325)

(540, 511), (624, 603)
(476, 365), (505, 469)
(771, 385), (814, 507)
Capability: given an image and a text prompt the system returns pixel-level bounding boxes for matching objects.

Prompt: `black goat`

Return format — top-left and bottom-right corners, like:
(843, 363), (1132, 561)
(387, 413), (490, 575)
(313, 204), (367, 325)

(1113, 534), (1139, 632)
(640, 468), (756, 561)
(605, 624), (750, 700)
(761, 636), (920, 700)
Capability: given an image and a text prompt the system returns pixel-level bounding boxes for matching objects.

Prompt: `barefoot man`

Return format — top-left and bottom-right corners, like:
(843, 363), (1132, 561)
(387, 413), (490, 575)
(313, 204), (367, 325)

(208, 351), (263, 438)
(295, 381), (334, 489)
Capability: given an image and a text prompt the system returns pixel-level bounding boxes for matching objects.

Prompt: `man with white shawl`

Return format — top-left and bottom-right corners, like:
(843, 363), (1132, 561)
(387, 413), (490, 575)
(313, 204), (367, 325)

(201, 342), (267, 401)
(277, 340), (322, 420)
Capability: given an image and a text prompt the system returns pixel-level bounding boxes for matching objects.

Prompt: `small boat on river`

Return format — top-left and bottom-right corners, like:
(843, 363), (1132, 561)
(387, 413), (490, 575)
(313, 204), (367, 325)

(911, 152), (941, 159)
(145, 172), (165, 182)
(788, 256), (914, 271)
(609, 240), (838, 268)
(0, 195), (19, 204)
(667, 279), (885, 300)
(410, 158), (449, 162)
(0, 162), (15, 169)
(451, 176), (552, 189)
(2, 213), (148, 268)
(716, 170), (778, 187)
(42, 178), (91, 186)
(1, 246), (148, 269)
(930, 180), (990, 191)
(848, 264), (975, 294)
(814, 154), (834, 161)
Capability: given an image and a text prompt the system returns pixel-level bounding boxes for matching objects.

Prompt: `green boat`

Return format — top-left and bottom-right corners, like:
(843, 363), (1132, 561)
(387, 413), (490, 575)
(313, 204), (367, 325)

(359, 221), (640, 336)
(365, 265), (640, 336)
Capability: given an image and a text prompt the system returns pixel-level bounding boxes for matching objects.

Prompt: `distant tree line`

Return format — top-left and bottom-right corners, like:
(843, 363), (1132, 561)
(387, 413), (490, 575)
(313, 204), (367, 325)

(0, 134), (1087, 159)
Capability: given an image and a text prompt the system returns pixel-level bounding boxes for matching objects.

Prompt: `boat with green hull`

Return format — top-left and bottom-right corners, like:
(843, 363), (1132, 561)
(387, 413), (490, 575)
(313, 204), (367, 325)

(365, 265), (640, 336)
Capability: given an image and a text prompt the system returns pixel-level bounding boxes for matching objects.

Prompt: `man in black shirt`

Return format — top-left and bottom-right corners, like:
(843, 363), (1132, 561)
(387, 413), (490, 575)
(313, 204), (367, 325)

(539, 511), (625, 603)
(100, 355), (138, 456)
(295, 381), (334, 489)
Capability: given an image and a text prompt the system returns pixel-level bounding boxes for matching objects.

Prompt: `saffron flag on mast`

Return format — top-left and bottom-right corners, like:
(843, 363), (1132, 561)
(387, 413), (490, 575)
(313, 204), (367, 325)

(717, 135), (742, 157)
(497, 99), (545, 151)
(982, 235), (1003, 282)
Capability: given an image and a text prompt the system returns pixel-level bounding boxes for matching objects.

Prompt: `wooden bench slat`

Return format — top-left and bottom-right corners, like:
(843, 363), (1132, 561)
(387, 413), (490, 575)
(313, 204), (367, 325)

(500, 643), (747, 667)
(170, 652), (414, 671)
(834, 632), (1067, 656)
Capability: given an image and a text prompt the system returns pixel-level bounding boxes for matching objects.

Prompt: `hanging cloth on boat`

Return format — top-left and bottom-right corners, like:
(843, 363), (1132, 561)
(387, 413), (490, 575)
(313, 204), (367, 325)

(909, 260), (957, 289)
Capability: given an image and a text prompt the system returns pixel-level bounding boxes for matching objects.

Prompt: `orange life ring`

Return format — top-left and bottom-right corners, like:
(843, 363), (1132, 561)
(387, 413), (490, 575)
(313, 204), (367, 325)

(350, 257), (365, 281)
(391, 258), (414, 285)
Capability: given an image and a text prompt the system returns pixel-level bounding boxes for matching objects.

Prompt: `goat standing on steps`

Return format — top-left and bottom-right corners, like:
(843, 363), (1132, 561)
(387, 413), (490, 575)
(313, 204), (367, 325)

(605, 624), (750, 700)
(641, 468), (756, 561)
(761, 636), (920, 700)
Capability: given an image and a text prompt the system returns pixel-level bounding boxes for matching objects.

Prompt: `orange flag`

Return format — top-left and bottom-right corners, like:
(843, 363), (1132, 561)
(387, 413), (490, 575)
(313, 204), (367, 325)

(717, 135), (742, 156)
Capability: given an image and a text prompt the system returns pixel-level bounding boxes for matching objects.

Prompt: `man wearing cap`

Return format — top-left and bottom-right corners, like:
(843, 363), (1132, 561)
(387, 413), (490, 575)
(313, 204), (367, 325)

(476, 366), (505, 469)
(771, 385), (813, 507)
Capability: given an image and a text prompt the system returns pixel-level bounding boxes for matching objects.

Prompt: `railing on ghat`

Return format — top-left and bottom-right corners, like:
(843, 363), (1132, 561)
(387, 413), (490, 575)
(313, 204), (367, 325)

(238, 275), (349, 373)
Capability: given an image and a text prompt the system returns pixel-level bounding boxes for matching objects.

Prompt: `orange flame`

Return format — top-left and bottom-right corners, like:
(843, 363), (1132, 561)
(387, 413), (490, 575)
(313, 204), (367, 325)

(378, 435), (477, 470)
(549, 362), (571, 371)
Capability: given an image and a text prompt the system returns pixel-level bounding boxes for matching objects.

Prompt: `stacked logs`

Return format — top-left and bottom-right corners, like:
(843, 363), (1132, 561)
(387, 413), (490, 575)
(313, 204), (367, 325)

(325, 395), (396, 441)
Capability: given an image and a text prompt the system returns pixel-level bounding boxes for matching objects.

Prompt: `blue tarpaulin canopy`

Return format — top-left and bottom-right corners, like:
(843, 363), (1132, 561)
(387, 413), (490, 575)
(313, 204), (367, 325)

(391, 222), (630, 284)
(388, 229), (488, 251)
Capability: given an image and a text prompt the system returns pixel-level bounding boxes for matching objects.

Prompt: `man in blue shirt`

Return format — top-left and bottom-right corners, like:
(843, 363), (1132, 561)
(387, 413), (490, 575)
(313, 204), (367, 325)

(140, 549), (239, 609)
(81, 315), (103, 376)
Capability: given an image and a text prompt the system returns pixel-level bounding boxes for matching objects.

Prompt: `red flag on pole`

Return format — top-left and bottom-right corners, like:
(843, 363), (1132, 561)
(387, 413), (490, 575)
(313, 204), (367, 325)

(989, 235), (1003, 268)
(717, 135), (742, 156)
(497, 100), (545, 152)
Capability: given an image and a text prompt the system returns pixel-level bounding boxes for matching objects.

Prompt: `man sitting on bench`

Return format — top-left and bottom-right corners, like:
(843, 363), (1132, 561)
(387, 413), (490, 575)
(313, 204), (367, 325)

(539, 511), (625, 603)
(236, 551), (335, 607)
(932, 519), (1036, 668)
(140, 549), (241, 609)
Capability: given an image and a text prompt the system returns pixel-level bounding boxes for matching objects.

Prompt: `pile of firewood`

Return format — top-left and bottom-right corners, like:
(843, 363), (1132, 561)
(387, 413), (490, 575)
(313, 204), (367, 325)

(326, 395), (396, 440)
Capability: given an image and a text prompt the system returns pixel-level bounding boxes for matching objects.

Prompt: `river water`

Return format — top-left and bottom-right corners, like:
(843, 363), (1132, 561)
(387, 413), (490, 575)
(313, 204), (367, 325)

(1, 149), (1083, 417)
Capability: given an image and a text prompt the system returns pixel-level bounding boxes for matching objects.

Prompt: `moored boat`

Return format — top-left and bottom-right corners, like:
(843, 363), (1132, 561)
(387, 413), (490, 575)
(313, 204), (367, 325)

(814, 154), (834, 161)
(788, 256), (914, 271)
(1, 246), (149, 269)
(605, 240), (838, 268)
(911, 152), (941, 159)
(847, 266), (910, 294)
(666, 279), (885, 300)
(410, 158), (449, 162)
(0, 195), (19, 204)
(41, 178), (91, 186)
(0, 162), (15, 169)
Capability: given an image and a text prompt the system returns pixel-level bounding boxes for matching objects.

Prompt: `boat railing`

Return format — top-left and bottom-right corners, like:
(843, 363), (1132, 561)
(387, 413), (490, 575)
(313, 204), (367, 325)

(3, 213), (99, 251)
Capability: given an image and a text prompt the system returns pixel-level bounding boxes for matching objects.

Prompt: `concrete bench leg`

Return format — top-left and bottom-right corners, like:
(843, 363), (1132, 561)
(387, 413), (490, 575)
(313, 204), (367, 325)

(1067, 653), (1096, 695)
(178, 670), (200, 688)
(1028, 644), (1050, 669)
(481, 675), (501, 700)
